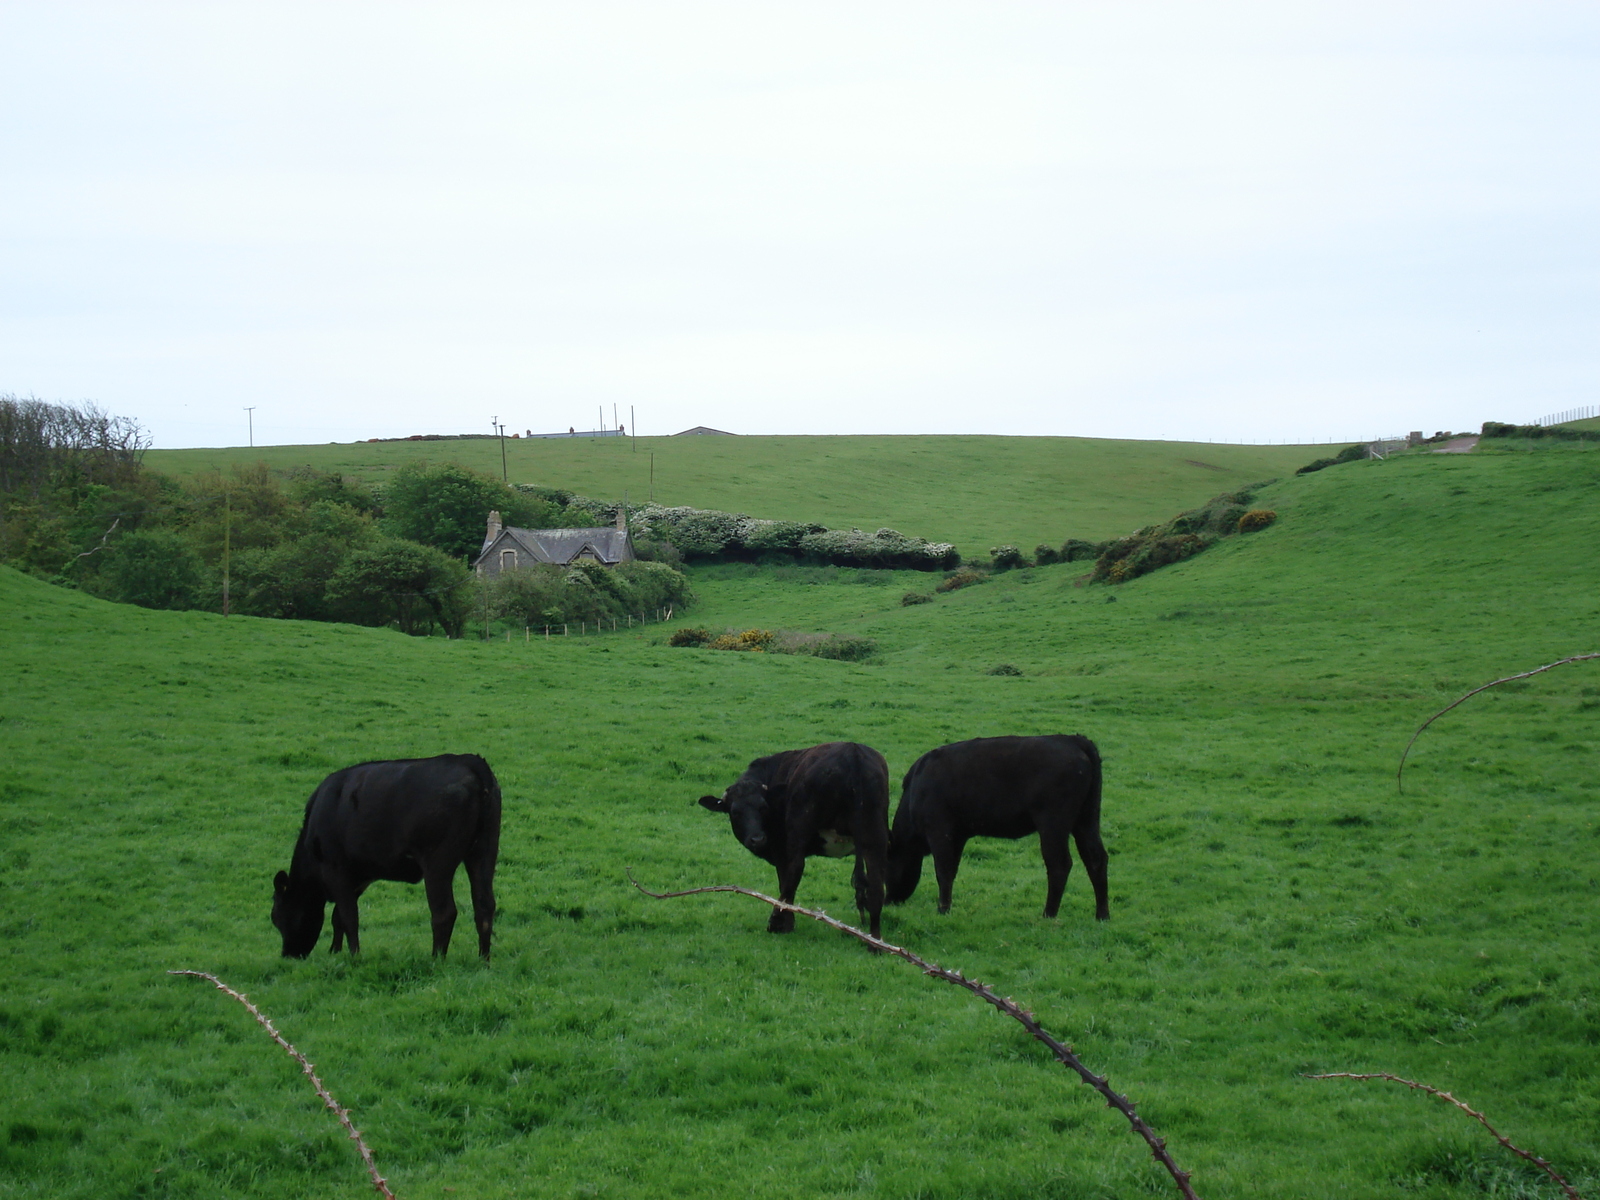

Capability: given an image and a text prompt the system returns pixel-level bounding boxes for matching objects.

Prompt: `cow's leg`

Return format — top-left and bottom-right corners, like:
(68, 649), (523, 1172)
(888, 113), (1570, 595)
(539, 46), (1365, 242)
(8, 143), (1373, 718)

(851, 857), (889, 940)
(1073, 825), (1111, 921)
(464, 852), (497, 961)
(1036, 817), (1074, 919)
(330, 908), (345, 954)
(928, 832), (967, 915)
(329, 889), (361, 955)
(768, 855), (804, 933)
(422, 864), (460, 957)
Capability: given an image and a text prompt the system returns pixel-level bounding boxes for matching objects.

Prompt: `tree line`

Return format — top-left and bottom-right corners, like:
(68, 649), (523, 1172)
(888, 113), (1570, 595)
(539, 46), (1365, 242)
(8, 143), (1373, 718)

(0, 396), (691, 638)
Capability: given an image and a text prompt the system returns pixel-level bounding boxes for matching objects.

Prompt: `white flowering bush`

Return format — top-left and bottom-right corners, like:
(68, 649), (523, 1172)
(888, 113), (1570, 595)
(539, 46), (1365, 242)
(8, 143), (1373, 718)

(630, 506), (958, 570)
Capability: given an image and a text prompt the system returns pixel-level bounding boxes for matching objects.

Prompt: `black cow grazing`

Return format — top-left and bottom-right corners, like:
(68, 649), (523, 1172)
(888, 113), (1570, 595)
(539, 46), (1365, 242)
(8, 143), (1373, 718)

(271, 754), (502, 960)
(885, 735), (1109, 921)
(699, 742), (890, 937)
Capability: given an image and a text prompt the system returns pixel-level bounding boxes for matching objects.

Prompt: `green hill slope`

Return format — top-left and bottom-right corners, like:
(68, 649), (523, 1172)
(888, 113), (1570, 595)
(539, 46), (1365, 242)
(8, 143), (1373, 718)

(3, 441), (1597, 1199)
(144, 434), (1322, 554)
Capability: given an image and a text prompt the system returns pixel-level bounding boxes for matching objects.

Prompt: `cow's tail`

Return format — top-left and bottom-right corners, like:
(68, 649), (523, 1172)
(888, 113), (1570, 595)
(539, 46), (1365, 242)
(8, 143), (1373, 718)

(1070, 735), (1103, 835)
(464, 754), (504, 854)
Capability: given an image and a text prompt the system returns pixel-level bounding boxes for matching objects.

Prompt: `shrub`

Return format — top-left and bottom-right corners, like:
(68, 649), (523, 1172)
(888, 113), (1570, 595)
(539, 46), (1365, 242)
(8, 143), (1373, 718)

(987, 663), (1023, 676)
(1034, 544), (1061, 566)
(1238, 509), (1277, 533)
(631, 504), (958, 569)
(1296, 443), (1369, 475)
(935, 570), (988, 593)
(1088, 487), (1269, 585)
(631, 536), (684, 568)
(326, 537), (470, 637)
(668, 626), (712, 647)
(1060, 538), (1101, 562)
(98, 528), (204, 611)
(777, 634), (878, 662)
(708, 628), (775, 652)
(901, 591), (934, 606)
(990, 545), (1029, 571)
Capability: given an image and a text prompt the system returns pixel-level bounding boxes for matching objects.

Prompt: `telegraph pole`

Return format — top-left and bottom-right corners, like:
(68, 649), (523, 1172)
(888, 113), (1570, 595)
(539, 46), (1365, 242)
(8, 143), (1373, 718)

(492, 416), (507, 481)
(244, 407), (255, 448)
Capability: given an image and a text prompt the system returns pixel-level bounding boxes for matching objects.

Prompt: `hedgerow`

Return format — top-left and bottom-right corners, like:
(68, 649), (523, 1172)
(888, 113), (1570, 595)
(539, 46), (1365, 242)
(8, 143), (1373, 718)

(1088, 486), (1278, 585)
(627, 505), (958, 570)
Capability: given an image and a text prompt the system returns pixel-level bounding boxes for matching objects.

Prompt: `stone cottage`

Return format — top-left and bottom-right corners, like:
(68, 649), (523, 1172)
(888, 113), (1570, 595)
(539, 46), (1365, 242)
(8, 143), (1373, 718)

(472, 509), (635, 578)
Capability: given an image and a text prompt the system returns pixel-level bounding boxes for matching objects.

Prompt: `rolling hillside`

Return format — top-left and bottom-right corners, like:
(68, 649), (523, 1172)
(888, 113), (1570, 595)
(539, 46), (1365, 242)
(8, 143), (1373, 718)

(2, 439), (1597, 1199)
(144, 434), (1323, 555)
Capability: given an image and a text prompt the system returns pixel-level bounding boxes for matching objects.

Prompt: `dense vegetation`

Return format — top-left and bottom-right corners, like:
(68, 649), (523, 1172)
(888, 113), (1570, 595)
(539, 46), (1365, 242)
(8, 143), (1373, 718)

(0, 403), (691, 638)
(2, 435), (1597, 1198)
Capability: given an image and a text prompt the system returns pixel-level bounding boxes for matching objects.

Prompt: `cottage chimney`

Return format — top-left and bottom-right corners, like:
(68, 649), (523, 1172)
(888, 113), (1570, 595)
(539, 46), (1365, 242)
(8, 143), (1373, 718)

(615, 504), (627, 532)
(486, 510), (502, 542)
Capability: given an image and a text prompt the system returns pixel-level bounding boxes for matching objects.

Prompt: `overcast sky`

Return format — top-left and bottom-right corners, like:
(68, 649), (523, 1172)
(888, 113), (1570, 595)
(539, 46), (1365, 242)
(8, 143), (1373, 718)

(2, 3), (1596, 448)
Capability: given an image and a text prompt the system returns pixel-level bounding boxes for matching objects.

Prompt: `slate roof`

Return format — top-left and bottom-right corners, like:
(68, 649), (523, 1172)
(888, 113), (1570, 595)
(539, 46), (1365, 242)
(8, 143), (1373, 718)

(672, 425), (736, 436)
(474, 525), (634, 570)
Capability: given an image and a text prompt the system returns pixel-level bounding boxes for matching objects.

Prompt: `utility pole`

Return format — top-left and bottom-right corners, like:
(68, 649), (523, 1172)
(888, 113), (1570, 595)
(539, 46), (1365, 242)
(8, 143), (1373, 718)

(497, 421), (508, 481)
(244, 407), (255, 448)
(221, 490), (231, 617)
(631, 405), (636, 452)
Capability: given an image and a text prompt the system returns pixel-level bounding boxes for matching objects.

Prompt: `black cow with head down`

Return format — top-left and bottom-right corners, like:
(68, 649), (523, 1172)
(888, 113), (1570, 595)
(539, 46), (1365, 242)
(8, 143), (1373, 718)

(886, 734), (1109, 921)
(271, 754), (502, 959)
(699, 741), (890, 936)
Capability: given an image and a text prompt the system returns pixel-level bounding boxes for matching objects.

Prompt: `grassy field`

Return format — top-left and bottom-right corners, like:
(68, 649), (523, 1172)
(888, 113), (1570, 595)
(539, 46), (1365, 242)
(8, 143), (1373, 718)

(142, 434), (1321, 555)
(3, 439), (1599, 1199)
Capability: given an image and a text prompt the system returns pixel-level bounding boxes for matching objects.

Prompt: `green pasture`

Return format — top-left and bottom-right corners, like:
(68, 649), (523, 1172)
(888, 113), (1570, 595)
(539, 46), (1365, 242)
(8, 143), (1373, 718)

(3, 440), (1599, 1199)
(143, 434), (1319, 556)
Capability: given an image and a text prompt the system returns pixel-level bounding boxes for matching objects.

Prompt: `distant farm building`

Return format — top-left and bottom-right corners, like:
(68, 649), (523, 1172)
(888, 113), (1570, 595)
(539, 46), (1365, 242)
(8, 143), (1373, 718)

(473, 510), (635, 578)
(673, 426), (736, 436)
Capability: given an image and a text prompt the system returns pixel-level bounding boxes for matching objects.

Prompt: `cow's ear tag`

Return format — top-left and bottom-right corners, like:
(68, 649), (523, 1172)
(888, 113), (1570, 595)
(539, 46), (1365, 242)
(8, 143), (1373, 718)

(274, 870), (290, 893)
(759, 783), (768, 792)
(698, 795), (731, 812)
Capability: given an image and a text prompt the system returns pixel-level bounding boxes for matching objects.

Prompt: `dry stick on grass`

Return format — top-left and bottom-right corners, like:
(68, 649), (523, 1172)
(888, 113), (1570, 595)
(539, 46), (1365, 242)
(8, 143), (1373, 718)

(627, 873), (1200, 1200)
(1305, 1072), (1583, 1200)
(167, 970), (397, 1200)
(1397, 652), (1600, 793)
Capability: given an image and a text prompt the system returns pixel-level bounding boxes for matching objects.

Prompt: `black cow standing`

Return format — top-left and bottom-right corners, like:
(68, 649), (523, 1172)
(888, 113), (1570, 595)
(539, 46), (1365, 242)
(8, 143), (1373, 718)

(271, 754), (502, 959)
(699, 742), (890, 936)
(885, 735), (1109, 921)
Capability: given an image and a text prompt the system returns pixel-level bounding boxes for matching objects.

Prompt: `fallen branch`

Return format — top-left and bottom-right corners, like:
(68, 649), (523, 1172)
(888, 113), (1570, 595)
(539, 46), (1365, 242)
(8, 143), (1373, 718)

(1305, 1072), (1581, 1200)
(72, 517), (120, 559)
(627, 873), (1199, 1200)
(1398, 653), (1600, 792)
(167, 970), (396, 1199)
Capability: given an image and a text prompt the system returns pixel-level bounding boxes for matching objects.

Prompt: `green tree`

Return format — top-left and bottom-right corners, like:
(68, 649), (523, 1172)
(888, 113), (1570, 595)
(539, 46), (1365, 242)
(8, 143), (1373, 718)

(381, 462), (560, 561)
(97, 529), (203, 610)
(326, 537), (470, 636)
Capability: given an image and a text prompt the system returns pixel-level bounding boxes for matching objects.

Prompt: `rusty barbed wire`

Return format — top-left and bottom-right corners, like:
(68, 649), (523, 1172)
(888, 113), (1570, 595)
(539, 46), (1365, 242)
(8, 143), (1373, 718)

(627, 872), (1200, 1199)
(1306, 1072), (1581, 1199)
(1398, 653), (1600, 792)
(167, 970), (396, 1199)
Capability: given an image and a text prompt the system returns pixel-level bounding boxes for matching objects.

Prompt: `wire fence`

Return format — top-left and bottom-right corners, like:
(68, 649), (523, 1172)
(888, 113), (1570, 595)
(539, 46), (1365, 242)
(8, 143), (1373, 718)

(1537, 405), (1598, 427)
(508, 606), (676, 641)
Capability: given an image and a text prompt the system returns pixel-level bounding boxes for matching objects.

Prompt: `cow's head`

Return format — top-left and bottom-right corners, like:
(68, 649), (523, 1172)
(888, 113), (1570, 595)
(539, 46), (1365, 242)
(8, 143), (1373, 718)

(271, 870), (325, 958)
(699, 778), (784, 857)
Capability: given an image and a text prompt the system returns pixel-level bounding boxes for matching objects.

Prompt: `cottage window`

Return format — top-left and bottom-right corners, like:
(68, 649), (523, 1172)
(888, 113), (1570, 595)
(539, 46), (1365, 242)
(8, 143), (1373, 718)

(500, 549), (517, 571)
